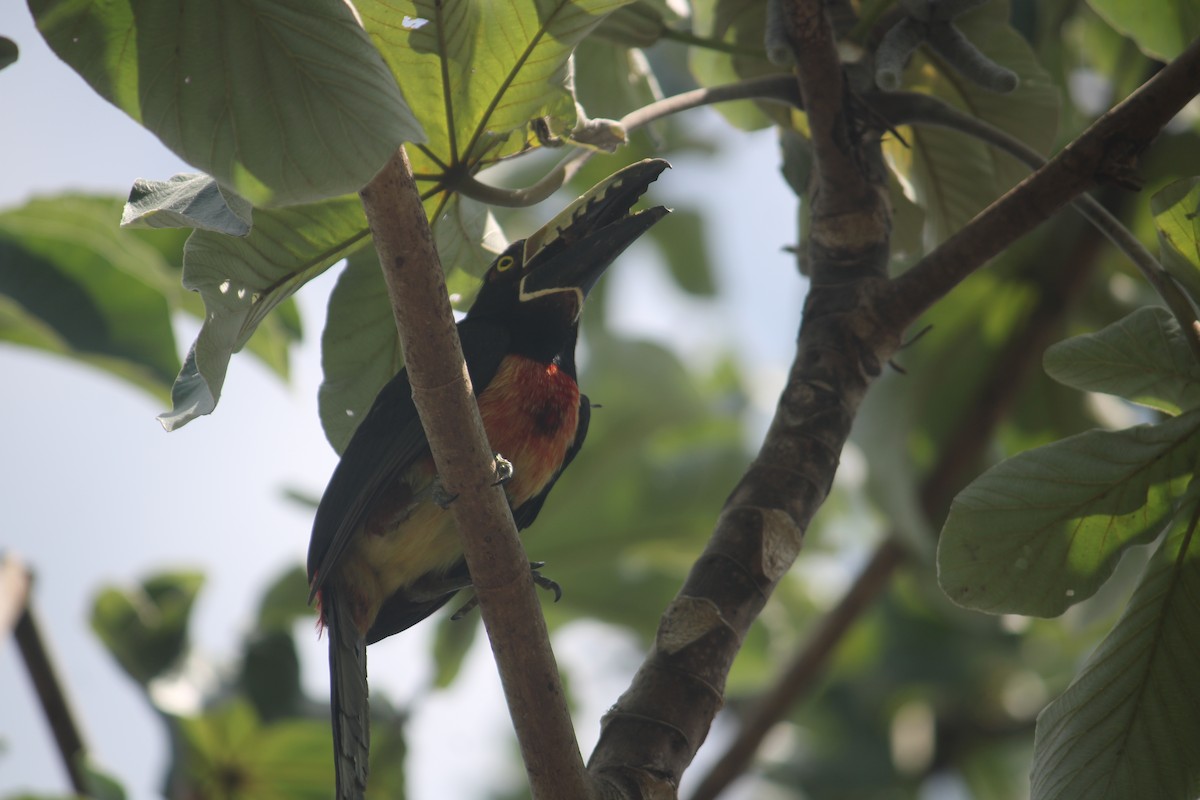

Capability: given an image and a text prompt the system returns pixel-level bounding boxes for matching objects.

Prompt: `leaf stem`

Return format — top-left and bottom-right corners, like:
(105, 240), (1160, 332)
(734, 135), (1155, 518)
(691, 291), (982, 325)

(448, 75), (800, 208)
(658, 28), (771, 58)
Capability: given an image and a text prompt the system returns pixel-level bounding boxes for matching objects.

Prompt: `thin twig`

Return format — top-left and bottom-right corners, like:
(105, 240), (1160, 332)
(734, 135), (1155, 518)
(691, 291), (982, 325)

(450, 76), (801, 208)
(2, 555), (89, 794)
(357, 147), (592, 800)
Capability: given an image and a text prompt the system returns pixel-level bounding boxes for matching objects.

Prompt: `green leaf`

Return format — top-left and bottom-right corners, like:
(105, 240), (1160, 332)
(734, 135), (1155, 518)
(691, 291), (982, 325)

(689, 0), (785, 131)
(432, 195), (508, 299)
(159, 196), (370, 431)
(90, 571), (205, 686)
(431, 613), (479, 688)
(1030, 494), (1200, 800)
(592, 0), (677, 48)
(255, 564), (314, 632)
(646, 207), (717, 296)
(573, 35), (663, 123)
(1151, 177), (1200, 307)
(358, 0), (628, 171)
(121, 174), (252, 236)
(78, 758), (127, 800)
(1044, 307), (1200, 415)
(318, 249), (401, 454)
(884, 0), (1060, 245)
(938, 411), (1200, 617)
(177, 702), (333, 800)
(318, 196), (504, 452)
(0, 36), (18, 71)
(1085, 0), (1200, 61)
(31, 0), (422, 207)
(240, 629), (302, 722)
(0, 195), (180, 398)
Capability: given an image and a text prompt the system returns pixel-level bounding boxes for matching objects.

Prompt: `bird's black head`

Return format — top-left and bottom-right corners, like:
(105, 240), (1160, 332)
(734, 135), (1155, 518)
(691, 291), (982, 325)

(466, 159), (670, 363)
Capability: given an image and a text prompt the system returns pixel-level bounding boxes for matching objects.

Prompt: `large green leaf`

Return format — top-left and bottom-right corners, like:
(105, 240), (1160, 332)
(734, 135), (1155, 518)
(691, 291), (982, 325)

(0, 36), (17, 71)
(358, 0), (629, 174)
(1151, 177), (1200, 307)
(91, 571), (204, 686)
(318, 195), (505, 452)
(159, 196), (370, 431)
(884, 0), (1060, 245)
(0, 195), (180, 398)
(176, 702), (333, 800)
(689, 0), (785, 131)
(30, 0), (422, 207)
(1044, 307), (1200, 416)
(318, 249), (401, 454)
(1030, 494), (1200, 800)
(1085, 0), (1200, 61)
(938, 411), (1200, 617)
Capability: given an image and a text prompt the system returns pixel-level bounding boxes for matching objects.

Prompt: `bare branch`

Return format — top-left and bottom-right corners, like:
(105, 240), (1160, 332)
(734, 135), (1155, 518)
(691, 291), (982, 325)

(450, 76), (801, 209)
(3, 554), (90, 794)
(358, 147), (592, 800)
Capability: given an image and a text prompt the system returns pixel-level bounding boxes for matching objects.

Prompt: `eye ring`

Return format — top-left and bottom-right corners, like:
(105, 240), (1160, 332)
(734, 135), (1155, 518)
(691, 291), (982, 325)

(496, 255), (516, 272)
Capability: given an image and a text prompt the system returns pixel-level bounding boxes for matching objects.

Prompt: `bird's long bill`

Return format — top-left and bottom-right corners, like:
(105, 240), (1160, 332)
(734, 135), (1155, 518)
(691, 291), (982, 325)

(519, 159), (671, 300)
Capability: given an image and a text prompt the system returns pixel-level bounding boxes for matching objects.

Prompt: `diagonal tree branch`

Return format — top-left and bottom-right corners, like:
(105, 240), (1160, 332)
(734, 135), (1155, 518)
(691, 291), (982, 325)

(588, 1), (896, 795)
(357, 146), (592, 800)
(883, 36), (1200, 329)
(687, 191), (1114, 799)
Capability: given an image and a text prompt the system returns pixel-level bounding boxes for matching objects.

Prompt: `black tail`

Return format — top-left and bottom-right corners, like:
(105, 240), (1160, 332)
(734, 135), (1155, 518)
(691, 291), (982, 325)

(326, 592), (369, 800)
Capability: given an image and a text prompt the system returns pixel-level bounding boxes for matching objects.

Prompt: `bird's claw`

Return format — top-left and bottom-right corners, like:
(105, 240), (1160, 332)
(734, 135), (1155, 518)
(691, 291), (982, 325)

(492, 454), (514, 487)
(431, 476), (459, 510)
(448, 562), (562, 622)
(451, 593), (478, 621)
(530, 563), (563, 603)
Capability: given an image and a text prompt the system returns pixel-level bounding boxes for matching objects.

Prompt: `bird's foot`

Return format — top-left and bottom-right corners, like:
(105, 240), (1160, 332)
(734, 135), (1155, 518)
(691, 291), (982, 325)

(492, 453), (514, 487)
(529, 561), (563, 603)
(450, 593), (478, 621)
(430, 476), (459, 510)
(448, 562), (562, 622)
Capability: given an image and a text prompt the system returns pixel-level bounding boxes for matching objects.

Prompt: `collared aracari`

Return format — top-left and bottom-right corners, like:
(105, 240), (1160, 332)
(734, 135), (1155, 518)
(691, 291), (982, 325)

(306, 158), (670, 800)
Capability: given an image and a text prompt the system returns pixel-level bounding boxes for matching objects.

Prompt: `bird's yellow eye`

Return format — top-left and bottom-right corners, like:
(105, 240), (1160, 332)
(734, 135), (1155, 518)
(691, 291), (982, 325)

(496, 255), (516, 272)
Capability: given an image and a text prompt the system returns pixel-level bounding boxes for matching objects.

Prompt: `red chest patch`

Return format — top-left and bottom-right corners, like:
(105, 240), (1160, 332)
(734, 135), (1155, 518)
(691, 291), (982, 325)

(478, 355), (581, 508)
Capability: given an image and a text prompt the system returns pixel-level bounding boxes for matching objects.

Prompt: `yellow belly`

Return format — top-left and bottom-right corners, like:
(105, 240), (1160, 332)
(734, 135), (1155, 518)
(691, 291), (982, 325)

(335, 354), (581, 631)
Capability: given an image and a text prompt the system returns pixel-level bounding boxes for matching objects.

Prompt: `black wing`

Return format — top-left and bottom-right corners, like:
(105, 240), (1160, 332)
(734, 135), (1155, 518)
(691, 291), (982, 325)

(307, 321), (511, 595)
(365, 392), (591, 643)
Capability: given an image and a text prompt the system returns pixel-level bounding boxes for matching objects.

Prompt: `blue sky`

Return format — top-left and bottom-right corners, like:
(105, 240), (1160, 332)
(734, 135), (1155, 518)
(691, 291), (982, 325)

(0, 6), (801, 798)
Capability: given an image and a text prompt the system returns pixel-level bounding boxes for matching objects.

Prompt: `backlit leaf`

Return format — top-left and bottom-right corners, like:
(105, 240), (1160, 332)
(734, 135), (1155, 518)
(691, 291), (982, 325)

(0, 195), (180, 398)
(938, 411), (1200, 617)
(1030, 494), (1200, 800)
(122, 174), (252, 236)
(1085, 0), (1200, 61)
(1044, 306), (1200, 415)
(31, 0), (422, 207)
(159, 197), (370, 431)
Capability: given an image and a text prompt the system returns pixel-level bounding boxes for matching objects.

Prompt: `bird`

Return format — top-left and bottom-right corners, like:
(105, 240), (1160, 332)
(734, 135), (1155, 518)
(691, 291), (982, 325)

(306, 158), (669, 800)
